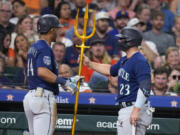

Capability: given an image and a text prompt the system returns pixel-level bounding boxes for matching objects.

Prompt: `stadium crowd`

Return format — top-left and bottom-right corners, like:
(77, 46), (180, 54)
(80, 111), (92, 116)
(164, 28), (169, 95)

(0, 0), (180, 95)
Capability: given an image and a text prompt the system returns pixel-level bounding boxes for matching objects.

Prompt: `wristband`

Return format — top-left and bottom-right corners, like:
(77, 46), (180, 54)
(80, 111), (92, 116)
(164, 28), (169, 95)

(55, 77), (67, 85)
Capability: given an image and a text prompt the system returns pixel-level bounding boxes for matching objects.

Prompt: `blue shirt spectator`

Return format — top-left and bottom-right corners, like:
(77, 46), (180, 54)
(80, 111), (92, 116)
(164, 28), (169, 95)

(147, 0), (175, 32)
(63, 46), (79, 68)
(108, 10), (129, 38)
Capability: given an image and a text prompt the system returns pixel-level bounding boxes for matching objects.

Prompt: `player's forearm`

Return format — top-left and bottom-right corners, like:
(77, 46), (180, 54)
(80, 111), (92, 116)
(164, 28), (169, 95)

(89, 61), (111, 75)
(37, 67), (57, 83)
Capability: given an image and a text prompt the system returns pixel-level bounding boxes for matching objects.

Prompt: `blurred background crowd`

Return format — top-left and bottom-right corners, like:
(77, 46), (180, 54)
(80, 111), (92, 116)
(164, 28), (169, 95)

(0, 0), (180, 96)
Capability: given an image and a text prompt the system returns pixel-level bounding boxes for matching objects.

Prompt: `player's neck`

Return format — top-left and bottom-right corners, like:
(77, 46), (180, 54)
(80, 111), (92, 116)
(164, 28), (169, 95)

(39, 35), (52, 45)
(126, 47), (139, 58)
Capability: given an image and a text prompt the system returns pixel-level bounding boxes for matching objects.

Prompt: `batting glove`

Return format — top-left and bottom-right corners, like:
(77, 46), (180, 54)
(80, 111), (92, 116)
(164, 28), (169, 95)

(64, 80), (78, 95)
(64, 75), (84, 94)
(69, 75), (84, 84)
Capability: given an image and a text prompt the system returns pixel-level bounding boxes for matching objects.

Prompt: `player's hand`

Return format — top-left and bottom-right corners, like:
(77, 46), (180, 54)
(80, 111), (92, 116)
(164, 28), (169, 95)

(69, 75), (84, 84)
(64, 80), (78, 95)
(130, 106), (140, 126)
(64, 75), (83, 94)
(78, 54), (91, 66)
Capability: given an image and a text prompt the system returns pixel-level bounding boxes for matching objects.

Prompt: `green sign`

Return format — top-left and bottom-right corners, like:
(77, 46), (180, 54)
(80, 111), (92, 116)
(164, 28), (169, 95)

(0, 112), (180, 134)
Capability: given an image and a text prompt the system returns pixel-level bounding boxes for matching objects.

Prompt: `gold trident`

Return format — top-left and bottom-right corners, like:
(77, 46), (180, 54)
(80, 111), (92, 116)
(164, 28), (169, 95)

(71, 4), (96, 135)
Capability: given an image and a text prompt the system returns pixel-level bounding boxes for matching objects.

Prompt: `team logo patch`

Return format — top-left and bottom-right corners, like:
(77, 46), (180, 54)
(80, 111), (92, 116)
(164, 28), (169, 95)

(43, 56), (51, 65)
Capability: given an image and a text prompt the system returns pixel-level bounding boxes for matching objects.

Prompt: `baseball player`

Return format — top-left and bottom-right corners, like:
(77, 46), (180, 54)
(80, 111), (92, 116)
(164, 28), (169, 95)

(23, 14), (80, 135)
(83, 27), (153, 135)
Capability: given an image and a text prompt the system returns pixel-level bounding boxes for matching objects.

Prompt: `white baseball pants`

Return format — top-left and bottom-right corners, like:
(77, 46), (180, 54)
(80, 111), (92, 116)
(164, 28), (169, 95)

(23, 90), (57, 135)
(117, 105), (152, 135)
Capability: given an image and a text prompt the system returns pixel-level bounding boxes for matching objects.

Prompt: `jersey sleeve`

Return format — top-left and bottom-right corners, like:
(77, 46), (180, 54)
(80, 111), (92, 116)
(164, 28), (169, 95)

(110, 61), (120, 77)
(134, 59), (151, 83)
(36, 48), (53, 69)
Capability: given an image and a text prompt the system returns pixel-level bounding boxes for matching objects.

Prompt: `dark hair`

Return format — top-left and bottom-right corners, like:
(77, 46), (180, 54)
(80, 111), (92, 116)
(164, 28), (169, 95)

(0, 32), (11, 56)
(153, 66), (169, 77)
(12, 0), (25, 6)
(150, 10), (164, 20)
(55, 1), (70, 18)
(52, 42), (65, 50)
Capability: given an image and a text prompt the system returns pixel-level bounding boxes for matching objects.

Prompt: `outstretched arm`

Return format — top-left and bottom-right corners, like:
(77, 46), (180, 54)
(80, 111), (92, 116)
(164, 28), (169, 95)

(83, 55), (111, 75)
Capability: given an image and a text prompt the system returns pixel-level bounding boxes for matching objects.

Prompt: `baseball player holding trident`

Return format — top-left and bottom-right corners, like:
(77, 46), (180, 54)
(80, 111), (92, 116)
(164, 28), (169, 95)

(23, 14), (81, 135)
(82, 27), (153, 135)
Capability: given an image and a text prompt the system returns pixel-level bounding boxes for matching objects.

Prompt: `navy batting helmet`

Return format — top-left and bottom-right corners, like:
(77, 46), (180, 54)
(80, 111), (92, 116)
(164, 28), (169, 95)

(37, 14), (63, 34)
(116, 27), (143, 51)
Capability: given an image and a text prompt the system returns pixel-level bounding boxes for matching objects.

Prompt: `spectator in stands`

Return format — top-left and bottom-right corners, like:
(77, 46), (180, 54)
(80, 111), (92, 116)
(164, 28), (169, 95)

(54, 2), (74, 47)
(10, 15), (38, 50)
(82, 39), (117, 82)
(0, 32), (15, 66)
(54, 0), (63, 9)
(56, 28), (73, 47)
(55, 1), (75, 33)
(40, 0), (54, 15)
(128, 0), (140, 11)
(136, 4), (151, 31)
(108, 0), (135, 20)
(14, 34), (29, 68)
(143, 10), (176, 56)
(109, 10), (129, 37)
(0, 58), (11, 88)
(147, 0), (175, 33)
(71, 0), (86, 18)
(153, 56), (164, 69)
(127, 17), (159, 63)
(0, 1), (15, 47)
(95, 0), (115, 11)
(127, 18), (147, 32)
(172, 16), (180, 49)
(63, 28), (83, 74)
(151, 66), (177, 96)
(168, 68), (180, 95)
(23, 0), (40, 15)
(169, 0), (180, 16)
(88, 11), (119, 58)
(58, 64), (92, 93)
(11, 0), (27, 25)
(65, 10), (92, 41)
(164, 47), (180, 71)
(52, 42), (66, 66)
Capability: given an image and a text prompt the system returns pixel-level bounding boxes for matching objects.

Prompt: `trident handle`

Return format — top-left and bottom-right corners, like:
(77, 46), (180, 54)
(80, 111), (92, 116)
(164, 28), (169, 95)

(71, 3), (96, 135)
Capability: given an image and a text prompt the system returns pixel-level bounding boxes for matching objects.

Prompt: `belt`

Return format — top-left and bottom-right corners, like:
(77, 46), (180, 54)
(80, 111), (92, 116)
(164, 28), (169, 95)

(119, 101), (135, 109)
(29, 88), (54, 97)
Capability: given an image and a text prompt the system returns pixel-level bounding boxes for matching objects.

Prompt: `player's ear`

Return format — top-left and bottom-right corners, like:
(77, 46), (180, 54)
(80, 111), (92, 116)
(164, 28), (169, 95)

(49, 28), (55, 32)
